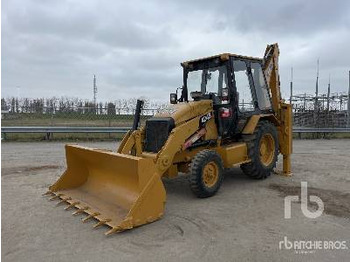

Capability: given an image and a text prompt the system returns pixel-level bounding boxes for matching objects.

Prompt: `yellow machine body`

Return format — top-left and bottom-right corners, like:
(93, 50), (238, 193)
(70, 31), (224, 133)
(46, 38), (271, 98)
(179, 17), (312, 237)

(46, 43), (292, 235)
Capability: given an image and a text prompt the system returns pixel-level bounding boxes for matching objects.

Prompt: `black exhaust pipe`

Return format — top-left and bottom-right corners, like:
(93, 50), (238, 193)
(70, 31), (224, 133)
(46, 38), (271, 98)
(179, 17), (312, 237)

(132, 99), (144, 131)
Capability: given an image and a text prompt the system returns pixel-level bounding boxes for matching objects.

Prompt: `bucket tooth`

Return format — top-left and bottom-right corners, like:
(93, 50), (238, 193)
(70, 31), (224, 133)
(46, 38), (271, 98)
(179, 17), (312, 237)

(56, 197), (72, 206)
(42, 190), (53, 196)
(82, 212), (100, 223)
(49, 195), (59, 201)
(93, 219), (111, 229)
(105, 227), (120, 236)
(72, 207), (89, 216)
(64, 201), (80, 210)
(49, 194), (63, 201)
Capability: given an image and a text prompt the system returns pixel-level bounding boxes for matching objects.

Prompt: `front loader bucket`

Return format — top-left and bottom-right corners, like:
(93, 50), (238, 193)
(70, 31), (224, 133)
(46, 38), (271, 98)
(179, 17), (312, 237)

(45, 145), (166, 235)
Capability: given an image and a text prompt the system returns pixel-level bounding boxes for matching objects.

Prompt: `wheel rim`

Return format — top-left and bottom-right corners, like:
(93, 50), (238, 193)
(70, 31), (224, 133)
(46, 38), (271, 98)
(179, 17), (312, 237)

(259, 133), (275, 166)
(202, 161), (219, 188)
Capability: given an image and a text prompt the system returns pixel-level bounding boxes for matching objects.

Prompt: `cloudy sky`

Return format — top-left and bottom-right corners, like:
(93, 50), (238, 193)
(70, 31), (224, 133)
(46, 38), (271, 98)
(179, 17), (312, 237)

(2, 0), (350, 102)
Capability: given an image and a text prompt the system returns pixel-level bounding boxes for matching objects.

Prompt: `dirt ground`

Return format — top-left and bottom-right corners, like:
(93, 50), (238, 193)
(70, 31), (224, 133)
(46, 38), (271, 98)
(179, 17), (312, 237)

(2, 140), (350, 261)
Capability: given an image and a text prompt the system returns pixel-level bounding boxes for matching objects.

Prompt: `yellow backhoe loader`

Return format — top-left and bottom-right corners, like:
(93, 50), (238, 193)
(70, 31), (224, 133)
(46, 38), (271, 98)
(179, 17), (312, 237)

(44, 43), (292, 235)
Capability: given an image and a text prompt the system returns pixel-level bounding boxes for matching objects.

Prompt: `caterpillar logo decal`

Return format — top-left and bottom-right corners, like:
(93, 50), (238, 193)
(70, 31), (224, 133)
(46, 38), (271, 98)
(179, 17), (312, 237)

(199, 112), (213, 126)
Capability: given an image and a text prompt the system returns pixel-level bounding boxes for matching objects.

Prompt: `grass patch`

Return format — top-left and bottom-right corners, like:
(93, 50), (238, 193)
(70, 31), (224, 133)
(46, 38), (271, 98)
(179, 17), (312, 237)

(2, 132), (125, 142)
(2, 113), (150, 127)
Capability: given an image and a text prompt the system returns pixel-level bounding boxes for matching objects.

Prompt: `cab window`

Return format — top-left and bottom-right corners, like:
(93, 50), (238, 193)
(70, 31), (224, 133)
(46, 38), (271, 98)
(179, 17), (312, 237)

(186, 65), (228, 104)
(251, 62), (272, 110)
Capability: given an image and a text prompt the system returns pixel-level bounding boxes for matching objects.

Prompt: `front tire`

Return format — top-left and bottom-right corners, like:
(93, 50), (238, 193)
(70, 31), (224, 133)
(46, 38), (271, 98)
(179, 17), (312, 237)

(241, 120), (278, 179)
(189, 150), (224, 198)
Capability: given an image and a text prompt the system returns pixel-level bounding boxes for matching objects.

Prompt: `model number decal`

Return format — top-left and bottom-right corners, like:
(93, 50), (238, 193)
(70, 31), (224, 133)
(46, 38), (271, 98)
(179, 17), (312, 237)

(200, 112), (213, 126)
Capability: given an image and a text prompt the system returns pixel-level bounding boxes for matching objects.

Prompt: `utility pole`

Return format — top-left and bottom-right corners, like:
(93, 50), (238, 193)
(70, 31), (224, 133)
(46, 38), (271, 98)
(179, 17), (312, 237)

(16, 86), (21, 99)
(93, 74), (97, 106)
(327, 74), (330, 112)
(315, 59), (319, 111)
(290, 67), (293, 105)
(314, 59), (320, 127)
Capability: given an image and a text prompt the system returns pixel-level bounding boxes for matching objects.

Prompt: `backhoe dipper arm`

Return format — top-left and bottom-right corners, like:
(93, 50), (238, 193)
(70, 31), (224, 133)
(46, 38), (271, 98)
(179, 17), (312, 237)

(263, 43), (292, 176)
(263, 44), (282, 116)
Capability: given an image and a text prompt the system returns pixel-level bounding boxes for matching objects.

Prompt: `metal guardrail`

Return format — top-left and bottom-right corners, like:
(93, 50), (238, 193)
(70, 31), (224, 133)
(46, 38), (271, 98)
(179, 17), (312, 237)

(1, 126), (131, 140)
(1, 126), (131, 133)
(293, 127), (350, 133)
(2, 126), (350, 135)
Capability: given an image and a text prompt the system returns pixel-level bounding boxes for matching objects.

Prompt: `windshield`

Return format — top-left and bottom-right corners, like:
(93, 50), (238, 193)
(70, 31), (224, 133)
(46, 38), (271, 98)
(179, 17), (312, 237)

(186, 65), (228, 101)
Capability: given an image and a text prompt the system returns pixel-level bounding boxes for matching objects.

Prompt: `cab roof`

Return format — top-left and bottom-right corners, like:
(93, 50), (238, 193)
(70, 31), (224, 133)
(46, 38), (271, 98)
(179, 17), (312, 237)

(181, 53), (262, 67)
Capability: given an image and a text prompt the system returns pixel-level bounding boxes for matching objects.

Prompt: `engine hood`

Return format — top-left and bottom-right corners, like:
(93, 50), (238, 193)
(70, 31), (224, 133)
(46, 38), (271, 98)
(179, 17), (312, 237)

(154, 100), (213, 125)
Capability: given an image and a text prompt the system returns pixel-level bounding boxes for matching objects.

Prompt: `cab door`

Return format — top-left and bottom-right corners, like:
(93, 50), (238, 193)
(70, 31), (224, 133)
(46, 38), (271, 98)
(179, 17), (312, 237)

(212, 61), (237, 138)
(231, 59), (258, 133)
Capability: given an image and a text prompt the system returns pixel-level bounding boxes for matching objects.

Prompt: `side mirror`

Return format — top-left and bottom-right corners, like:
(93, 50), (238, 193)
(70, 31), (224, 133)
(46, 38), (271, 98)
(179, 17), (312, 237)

(170, 93), (177, 104)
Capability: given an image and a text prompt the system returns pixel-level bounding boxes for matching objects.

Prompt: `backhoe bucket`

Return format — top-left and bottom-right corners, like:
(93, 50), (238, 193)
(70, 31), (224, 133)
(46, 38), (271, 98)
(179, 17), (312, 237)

(46, 145), (166, 235)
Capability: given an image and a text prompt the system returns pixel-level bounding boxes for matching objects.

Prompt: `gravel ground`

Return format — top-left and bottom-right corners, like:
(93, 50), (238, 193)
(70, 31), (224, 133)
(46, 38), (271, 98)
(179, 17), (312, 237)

(2, 140), (350, 261)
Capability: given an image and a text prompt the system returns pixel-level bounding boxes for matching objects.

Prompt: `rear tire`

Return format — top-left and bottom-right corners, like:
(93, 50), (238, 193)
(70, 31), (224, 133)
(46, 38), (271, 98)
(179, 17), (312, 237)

(240, 121), (278, 179)
(189, 150), (224, 198)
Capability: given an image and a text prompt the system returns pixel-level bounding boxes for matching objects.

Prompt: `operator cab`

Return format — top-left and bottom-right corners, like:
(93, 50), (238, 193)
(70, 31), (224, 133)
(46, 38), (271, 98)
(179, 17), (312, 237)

(170, 53), (273, 138)
(185, 58), (229, 105)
